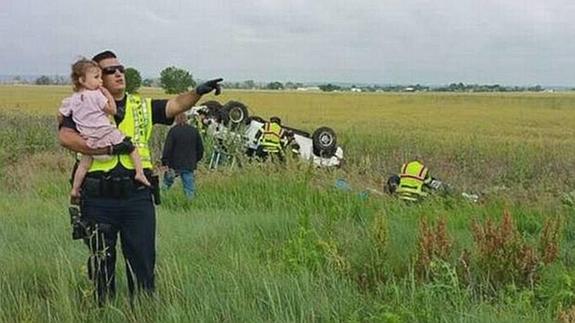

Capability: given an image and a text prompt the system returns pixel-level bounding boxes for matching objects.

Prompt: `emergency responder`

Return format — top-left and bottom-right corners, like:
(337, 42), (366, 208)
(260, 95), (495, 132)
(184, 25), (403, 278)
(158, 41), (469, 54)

(386, 160), (444, 202)
(57, 50), (222, 304)
(255, 116), (285, 161)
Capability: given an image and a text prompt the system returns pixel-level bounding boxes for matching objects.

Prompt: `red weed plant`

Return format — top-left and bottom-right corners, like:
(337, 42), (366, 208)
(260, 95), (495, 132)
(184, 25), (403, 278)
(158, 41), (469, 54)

(470, 210), (560, 289)
(471, 210), (525, 287)
(416, 217), (452, 279)
(558, 304), (575, 323)
(540, 217), (561, 265)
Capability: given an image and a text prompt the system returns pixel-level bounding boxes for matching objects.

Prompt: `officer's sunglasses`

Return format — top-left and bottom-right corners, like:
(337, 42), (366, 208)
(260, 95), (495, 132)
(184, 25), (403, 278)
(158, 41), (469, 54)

(102, 65), (125, 75)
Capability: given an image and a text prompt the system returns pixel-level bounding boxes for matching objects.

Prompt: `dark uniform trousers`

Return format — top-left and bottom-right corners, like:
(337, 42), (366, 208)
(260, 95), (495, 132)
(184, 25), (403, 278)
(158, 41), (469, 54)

(81, 178), (156, 303)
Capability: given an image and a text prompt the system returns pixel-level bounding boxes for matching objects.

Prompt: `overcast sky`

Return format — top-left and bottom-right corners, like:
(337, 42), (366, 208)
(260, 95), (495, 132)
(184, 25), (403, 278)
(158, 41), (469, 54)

(1, 0), (574, 85)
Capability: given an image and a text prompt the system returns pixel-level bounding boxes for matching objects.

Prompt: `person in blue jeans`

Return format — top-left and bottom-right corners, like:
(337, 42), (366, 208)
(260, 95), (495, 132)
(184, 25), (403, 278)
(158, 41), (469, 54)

(161, 113), (204, 198)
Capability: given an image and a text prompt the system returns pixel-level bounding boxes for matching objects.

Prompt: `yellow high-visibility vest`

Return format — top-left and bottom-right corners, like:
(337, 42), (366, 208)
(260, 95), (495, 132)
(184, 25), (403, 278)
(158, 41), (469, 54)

(260, 122), (283, 153)
(397, 161), (429, 202)
(88, 94), (153, 172)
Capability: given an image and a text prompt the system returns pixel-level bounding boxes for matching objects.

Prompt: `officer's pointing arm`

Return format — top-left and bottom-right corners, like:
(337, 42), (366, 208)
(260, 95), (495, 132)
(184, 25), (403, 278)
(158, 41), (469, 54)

(165, 78), (223, 119)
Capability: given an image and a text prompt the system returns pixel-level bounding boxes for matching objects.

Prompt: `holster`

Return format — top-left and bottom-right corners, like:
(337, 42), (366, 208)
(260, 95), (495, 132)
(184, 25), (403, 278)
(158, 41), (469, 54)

(149, 174), (161, 205)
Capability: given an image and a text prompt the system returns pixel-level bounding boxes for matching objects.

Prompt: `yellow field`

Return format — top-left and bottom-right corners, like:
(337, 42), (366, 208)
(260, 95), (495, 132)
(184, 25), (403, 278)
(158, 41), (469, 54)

(2, 85), (575, 141)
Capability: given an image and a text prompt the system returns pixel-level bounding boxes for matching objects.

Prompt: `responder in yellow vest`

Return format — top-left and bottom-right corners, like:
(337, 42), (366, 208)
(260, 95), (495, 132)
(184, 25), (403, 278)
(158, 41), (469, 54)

(255, 116), (286, 161)
(58, 50), (223, 305)
(386, 160), (444, 202)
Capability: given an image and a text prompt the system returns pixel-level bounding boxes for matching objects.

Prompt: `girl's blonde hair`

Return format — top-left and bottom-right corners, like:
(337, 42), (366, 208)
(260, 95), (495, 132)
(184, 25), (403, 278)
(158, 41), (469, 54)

(71, 58), (99, 92)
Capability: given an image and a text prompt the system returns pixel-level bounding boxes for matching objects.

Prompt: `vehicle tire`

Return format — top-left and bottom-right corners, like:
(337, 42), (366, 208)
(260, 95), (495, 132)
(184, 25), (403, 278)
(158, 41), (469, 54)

(312, 126), (337, 157)
(223, 101), (249, 125)
(201, 100), (229, 125)
(216, 108), (230, 126)
(201, 100), (223, 115)
(385, 175), (400, 194)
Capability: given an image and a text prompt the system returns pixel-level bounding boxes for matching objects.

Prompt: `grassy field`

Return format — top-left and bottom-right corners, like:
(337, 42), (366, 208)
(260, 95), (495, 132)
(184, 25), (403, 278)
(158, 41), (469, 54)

(1, 85), (575, 322)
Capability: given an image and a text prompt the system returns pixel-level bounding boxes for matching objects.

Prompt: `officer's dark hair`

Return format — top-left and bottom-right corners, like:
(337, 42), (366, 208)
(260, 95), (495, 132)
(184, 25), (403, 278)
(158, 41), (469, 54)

(92, 50), (117, 64)
(270, 116), (281, 125)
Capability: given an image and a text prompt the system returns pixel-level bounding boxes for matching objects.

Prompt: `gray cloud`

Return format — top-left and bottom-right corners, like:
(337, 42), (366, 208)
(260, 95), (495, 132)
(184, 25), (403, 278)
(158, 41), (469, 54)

(1, 0), (574, 85)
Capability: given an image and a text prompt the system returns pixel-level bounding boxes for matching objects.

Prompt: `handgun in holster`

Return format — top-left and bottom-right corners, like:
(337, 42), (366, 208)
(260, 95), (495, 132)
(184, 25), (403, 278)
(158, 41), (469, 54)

(149, 174), (161, 205)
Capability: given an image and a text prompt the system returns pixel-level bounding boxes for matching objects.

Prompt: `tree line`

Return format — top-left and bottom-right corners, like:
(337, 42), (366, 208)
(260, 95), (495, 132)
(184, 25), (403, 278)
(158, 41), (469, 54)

(23, 67), (554, 93)
(315, 83), (548, 93)
(29, 67), (195, 94)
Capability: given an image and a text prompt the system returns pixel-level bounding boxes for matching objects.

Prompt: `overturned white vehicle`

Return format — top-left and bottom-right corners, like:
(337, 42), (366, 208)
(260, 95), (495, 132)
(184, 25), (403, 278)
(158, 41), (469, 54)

(185, 100), (344, 168)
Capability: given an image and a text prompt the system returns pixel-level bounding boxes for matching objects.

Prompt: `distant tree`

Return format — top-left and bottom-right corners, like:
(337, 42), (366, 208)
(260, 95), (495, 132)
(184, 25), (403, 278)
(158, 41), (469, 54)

(265, 81), (284, 90)
(222, 81), (241, 89)
(142, 78), (154, 87)
(160, 66), (196, 94)
(527, 85), (543, 92)
(125, 67), (142, 93)
(52, 75), (68, 85)
(12, 76), (24, 84)
(318, 83), (341, 92)
(35, 75), (51, 85)
(243, 80), (256, 89)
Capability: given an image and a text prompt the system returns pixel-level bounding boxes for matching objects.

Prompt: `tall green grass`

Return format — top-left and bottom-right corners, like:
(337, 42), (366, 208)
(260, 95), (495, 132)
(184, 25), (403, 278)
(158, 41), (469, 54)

(1, 158), (573, 322)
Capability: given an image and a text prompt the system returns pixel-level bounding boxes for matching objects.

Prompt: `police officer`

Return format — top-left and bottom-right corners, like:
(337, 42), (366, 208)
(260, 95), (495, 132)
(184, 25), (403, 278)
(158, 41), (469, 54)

(58, 50), (222, 303)
(255, 116), (285, 161)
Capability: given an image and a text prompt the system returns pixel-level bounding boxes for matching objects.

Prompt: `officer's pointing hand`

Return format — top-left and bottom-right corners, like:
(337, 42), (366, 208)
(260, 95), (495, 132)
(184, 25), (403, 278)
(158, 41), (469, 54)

(195, 78), (223, 96)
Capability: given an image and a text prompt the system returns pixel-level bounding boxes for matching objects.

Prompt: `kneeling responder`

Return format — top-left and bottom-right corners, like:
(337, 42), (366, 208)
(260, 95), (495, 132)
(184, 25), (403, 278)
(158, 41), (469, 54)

(386, 160), (444, 202)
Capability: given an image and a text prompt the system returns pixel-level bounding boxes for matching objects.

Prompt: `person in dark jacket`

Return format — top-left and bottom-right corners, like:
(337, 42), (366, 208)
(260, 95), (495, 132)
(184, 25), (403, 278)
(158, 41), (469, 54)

(161, 113), (204, 198)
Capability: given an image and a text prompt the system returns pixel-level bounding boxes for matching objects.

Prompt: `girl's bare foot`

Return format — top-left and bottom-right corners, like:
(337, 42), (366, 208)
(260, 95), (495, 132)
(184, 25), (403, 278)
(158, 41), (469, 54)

(135, 173), (151, 187)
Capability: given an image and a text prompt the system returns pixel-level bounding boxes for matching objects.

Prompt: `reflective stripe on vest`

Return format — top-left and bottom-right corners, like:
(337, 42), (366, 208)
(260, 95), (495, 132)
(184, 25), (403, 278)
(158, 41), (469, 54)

(88, 94), (153, 172)
(397, 161), (428, 200)
(260, 122), (283, 152)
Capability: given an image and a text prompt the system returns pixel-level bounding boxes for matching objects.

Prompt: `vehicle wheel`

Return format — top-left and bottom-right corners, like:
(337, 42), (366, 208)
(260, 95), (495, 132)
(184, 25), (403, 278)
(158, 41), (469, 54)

(385, 175), (400, 194)
(201, 100), (223, 115)
(201, 101), (229, 125)
(312, 126), (337, 157)
(223, 101), (249, 125)
(216, 108), (230, 126)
